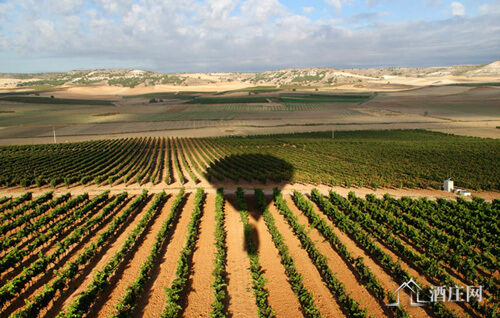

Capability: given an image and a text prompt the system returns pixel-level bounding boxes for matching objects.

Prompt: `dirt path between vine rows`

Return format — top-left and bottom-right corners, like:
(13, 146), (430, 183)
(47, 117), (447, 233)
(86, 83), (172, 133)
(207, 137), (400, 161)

(172, 137), (194, 187)
(2, 197), (114, 317)
(179, 138), (211, 187)
(90, 194), (173, 318)
(224, 195), (258, 317)
(245, 193), (303, 317)
(44, 194), (151, 316)
(267, 199), (345, 317)
(309, 193), (470, 317)
(0, 192), (76, 259)
(282, 194), (388, 317)
(160, 139), (170, 185)
(182, 193), (217, 317)
(0, 195), (91, 284)
(4, 194), (140, 317)
(133, 192), (193, 318)
(168, 141), (180, 186)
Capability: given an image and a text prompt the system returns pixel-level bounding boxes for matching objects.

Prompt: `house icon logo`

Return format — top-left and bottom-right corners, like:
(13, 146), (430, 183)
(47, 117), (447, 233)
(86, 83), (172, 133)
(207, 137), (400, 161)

(387, 279), (429, 307)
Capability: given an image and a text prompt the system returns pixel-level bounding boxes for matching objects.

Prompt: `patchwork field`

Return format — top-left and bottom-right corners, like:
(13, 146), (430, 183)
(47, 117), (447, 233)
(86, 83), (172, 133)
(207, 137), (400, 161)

(1, 70), (500, 318)
(0, 85), (499, 144)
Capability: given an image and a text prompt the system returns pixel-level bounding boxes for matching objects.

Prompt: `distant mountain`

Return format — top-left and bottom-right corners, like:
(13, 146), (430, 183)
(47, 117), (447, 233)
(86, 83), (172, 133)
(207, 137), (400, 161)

(1, 61), (499, 91)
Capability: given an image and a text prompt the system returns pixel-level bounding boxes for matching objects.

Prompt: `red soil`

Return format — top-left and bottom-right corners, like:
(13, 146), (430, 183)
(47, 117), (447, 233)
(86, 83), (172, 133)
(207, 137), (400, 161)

(182, 193), (217, 317)
(245, 194), (303, 317)
(282, 195), (387, 317)
(133, 193), (195, 318)
(267, 199), (344, 317)
(224, 195), (258, 317)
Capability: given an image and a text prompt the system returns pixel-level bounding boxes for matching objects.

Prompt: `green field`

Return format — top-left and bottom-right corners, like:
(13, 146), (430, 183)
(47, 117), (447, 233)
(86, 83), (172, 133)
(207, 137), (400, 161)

(0, 96), (113, 106)
(1, 130), (498, 191)
(186, 93), (371, 105)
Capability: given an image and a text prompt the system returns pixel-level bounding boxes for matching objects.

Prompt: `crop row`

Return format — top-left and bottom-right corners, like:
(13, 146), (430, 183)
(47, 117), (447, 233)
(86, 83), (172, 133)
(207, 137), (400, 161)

(161, 188), (205, 318)
(112, 188), (185, 317)
(58, 190), (159, 317)
(1, 130), (499, 190)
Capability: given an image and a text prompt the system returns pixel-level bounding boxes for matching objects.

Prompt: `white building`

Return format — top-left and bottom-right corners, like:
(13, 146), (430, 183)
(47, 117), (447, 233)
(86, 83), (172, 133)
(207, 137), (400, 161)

(443, 179), (454, 192)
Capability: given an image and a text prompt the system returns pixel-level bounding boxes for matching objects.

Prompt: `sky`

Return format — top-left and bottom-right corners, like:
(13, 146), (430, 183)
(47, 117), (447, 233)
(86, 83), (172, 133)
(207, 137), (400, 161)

(0, 0), (499, 73)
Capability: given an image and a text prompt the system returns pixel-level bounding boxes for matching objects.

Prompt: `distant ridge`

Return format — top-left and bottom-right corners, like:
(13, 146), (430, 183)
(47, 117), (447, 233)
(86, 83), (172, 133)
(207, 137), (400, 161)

(1, 61), (499, 92)
(466, 61), (500, 76)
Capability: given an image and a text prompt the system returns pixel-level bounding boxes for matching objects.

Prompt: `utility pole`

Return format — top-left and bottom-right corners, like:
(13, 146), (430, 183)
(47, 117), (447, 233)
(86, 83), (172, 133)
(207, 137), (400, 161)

(53, 127), (57, 144)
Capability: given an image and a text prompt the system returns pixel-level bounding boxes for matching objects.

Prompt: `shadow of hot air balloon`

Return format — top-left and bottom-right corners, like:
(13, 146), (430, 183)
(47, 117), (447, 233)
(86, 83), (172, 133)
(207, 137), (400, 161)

(205, 153), (295, 253)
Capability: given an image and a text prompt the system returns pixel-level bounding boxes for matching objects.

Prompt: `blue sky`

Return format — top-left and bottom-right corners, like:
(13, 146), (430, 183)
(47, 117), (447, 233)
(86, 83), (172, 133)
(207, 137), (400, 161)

(0, 0), (499, 73)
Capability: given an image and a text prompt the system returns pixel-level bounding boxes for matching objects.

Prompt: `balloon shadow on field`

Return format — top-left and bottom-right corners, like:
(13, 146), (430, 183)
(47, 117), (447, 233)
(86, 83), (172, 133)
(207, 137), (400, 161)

(206, 153), (295, 254)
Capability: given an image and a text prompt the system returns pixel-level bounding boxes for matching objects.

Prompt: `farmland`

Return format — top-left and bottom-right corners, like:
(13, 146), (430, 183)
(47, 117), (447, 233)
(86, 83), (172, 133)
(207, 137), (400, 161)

(0, 84), (499, 143)
(0, 67), (499, 317)
(0, 129), (498, 317)
(0, 130), (499, 191)
(0, 186), (498, 317)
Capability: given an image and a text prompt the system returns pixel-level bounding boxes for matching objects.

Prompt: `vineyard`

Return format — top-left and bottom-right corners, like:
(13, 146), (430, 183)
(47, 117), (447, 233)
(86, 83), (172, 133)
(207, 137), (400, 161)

(0, 186), (497, 317)
(0, 129), (499, 317)
(0, 130), (499, 191)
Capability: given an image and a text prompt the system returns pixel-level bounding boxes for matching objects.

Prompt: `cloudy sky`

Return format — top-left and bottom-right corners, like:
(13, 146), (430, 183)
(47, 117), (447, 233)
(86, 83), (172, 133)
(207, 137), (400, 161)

(0, 0), (499, 73)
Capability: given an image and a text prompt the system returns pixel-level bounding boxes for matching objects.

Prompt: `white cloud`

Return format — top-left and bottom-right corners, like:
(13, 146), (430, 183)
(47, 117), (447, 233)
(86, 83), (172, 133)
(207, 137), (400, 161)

(324, 0), (342, 11)
(0, 0), (500, 72)
(366, 0), (379, 8)
(205, 0), (238, 20)
(90, 0), (135, 16)
(450, 2), (465, 16)
(302, 7), (314, 14)
(45, 0), (83, 15)
(240, 0), (287, 23)
(479, 1), (500, 15)
(426, 0), (441, 6)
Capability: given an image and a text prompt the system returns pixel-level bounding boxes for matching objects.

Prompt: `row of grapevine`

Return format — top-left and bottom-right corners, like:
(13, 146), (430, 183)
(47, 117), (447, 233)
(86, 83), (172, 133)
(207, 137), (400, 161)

(4, 130), (498, 189)
(0, 192), (108, 308)
(0, 189), (496, 317)
(330, 191), (498, 316)
(58, 190), (162, 317)
(0, 193), (71, 253)
(0, 192), (52, 224)
(174, 138), (199, 183)
(11, 192), (130, 318)
(0, 193), (87, 274)
(291, 190), (410, 317)
(112, 188), (186, 317)
(161, 188), (205, 318)
(254, 188), (321, 317)
(210, 188), (228, 317)
(352, 194), (500, 299)
(312, 189), (498, 317)
(0, 192), (32, 213)
(234, 188), (274, 317)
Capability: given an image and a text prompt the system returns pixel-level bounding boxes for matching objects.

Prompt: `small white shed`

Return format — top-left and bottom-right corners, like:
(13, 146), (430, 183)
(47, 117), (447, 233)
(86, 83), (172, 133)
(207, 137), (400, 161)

(443, 178), (454, 192)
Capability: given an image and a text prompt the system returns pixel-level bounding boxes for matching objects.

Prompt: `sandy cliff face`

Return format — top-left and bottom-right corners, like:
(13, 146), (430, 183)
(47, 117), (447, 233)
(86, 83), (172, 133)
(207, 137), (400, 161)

(466, 61), (500, 76)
